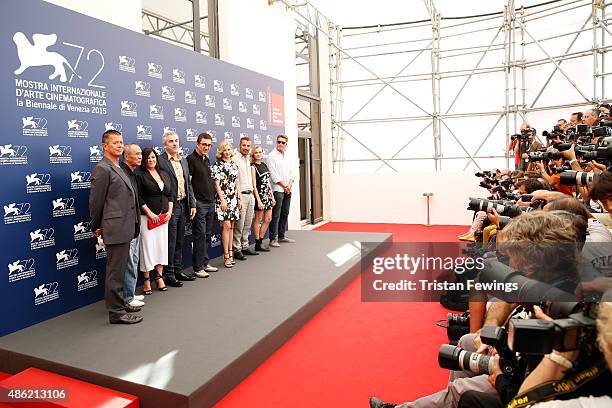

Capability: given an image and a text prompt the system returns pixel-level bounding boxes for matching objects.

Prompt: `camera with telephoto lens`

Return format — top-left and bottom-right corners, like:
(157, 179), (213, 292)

(511, 128), (534, 142)
(576, 146), (612, 161)
(467, 198), (538, 217)
(554, 143), (573, 151)
(543, 128), (565, 140)
(551, 165), (571, 174)
(528, 150), (563, 162)
(475, 171), (492, 178)
(438, 325), (525, 381)
(508, 302), (598, 355)
(559, 171), (599, 186)
(473, 260), (602, 368)
(591, 126), (612, 138)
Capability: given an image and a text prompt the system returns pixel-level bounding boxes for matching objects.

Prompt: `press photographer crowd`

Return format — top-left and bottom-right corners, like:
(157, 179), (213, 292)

(370, 107), (612, 408)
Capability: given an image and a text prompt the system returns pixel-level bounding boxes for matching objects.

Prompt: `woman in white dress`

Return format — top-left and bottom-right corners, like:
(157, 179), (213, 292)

(136, 148), (173, 294)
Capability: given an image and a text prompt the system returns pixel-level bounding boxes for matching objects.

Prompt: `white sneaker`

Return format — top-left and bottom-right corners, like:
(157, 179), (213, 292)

(128, 299), (145, 307)
(204, 265), (219, 272)
(269, 239), (280, 247)
(279, 237), (295, 243)
(134, 295), (145, 301)
(194, 270), (210, 278)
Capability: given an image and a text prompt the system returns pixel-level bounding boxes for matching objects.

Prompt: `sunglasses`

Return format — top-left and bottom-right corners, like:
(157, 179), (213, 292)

(199, 142), (212, 147)
(277, 140), (287, 145)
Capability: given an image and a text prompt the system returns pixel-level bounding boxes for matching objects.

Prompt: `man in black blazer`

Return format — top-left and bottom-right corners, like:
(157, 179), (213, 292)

(120, 143), (144, 308)
(90, 130), (142, 324)
(158, 131), (197, 286)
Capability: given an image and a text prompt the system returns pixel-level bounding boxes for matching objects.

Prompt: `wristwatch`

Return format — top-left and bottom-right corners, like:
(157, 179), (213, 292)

(545, 350), (573, 369)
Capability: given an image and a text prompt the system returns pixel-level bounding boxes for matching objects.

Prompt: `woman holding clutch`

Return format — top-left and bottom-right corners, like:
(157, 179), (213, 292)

(136, 148), (173, 293)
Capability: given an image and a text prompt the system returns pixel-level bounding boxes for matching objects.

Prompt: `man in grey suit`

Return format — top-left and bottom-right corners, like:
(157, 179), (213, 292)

(158, 131), (197, 286)
(90, 130), (142, 324)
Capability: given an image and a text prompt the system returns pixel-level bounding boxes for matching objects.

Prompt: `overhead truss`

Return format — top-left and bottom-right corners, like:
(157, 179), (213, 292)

(276, 0), (612, 172)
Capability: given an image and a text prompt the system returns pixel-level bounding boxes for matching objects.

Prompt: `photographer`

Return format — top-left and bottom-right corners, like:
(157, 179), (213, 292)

(542, 197), (612, 279)
(598, 104), (611, 118)
(513, 124), (543, 171)
(570, 112), (583, 126)
(533, 159), (573, 196)
(590, 171), (612, 214)
(583, 109), (601, 128)
(458, 302), (611, 408)
(371, 212), (583, 408)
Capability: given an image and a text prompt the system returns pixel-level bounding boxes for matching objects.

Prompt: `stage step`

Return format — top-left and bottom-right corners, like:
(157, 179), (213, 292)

(0, 368), (138, 408)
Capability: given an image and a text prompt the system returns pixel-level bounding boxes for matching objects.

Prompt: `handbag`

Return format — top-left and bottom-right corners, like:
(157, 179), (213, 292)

(147, 213), (168, 230)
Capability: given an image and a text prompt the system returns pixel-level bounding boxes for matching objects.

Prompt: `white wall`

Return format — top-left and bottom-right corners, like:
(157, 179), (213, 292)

(330, 172), (483, 226)
(218, 0), (300, 230)
(44, 0), (142, 32)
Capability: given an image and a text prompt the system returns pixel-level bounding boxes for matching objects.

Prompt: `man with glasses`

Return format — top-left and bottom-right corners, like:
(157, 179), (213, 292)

(159, 130), (197, 286)
(266, 134), (295, 247)
(187, 133), (219, 277)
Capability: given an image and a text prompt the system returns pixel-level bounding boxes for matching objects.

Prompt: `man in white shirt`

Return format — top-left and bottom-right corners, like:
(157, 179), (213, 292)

(265, 134), (295, 247)
(232, 137), (258, 260)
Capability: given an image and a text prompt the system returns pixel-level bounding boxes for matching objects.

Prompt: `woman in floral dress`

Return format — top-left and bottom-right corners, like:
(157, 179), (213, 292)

(211, 140), (241, 268)
(250, 145), (275, 251)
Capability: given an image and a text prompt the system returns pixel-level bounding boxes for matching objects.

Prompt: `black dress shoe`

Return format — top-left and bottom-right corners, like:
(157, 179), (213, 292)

(176, 272), (196, 281)
(243, 248), (259, 256)
(124, 304), (142, 313)
(110, 313), (143, 324)
(165, 275), (183, 287)
(369, 397), (397, 408)
(233, 251), (247, 261)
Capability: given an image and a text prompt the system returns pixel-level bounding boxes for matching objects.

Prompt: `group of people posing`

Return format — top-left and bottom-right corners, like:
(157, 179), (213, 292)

(89, 129), (295, 324)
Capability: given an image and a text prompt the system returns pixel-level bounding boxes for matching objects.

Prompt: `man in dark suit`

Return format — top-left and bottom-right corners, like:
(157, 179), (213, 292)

(90, 130), (142, 324)
(158, 131), (197, 286)
(120, 143), (144, 308)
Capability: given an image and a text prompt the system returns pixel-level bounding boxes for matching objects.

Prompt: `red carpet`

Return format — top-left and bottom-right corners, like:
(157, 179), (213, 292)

(215, 223), (469, 407)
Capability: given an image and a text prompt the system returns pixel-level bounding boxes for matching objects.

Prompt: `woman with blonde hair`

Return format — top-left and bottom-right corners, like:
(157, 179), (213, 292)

(211, 140), (241, 268)
(250, 145), (275, 251)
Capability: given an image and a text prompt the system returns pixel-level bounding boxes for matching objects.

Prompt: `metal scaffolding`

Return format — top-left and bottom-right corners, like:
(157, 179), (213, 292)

(277, 0), (612, 172)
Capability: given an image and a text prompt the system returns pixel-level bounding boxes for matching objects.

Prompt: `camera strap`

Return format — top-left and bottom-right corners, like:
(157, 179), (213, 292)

(506, 359), (607, 408)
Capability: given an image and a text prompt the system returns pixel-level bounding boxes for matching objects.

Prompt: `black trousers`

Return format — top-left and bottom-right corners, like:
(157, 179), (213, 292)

(167, 199), (187, 276)
(270, 191), (291, 240)
(105, 242), (130, 317)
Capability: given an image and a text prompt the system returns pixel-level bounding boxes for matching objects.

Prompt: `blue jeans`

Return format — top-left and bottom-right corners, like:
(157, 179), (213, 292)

(270, 191), (291, 240)
(123, 236), (140, 303)
(192, 201), (214, 270)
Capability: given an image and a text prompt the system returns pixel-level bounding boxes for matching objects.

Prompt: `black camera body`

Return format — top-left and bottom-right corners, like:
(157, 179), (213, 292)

(439, 311), (471, 343)
(528, 150), (563, 162)
(508, 303), (598, 354)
